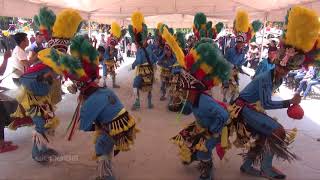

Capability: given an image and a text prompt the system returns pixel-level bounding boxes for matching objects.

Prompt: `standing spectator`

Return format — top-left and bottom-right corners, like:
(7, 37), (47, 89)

(28, 32), (45, 64)
(29, 34), (36, 44)
(126, 42), (131, 57)
(0, 50), (18, 153)
(11, 32), (30, 86)
(92, 35), (97, 49)
(131, 42), (137, 57)
(99, 34), (106, 47)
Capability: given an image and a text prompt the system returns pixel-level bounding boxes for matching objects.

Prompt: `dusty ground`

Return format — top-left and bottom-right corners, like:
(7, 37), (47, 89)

(1, 56), (320, 180)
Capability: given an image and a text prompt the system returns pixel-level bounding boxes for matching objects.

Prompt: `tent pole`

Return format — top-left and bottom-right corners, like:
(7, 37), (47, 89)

(259, 12), (268, 62)
(88, 14), (92, 38)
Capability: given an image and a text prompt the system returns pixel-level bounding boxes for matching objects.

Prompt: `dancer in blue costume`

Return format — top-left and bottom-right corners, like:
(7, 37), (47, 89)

(223, 11), (262, 103)
(253, 46), (277, 79)
(129, 12), (158, 110)
(36, 8), (138, 180)
(102, 22), (124, 88)
(157, 44), (177, 100)
(161, 24), (231, 179)
(226, 6), (320, 179)
(10, 7), (83, 162)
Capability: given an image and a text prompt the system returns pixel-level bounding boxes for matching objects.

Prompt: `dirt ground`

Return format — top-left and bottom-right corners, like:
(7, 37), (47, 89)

(1, 57), (320, 180)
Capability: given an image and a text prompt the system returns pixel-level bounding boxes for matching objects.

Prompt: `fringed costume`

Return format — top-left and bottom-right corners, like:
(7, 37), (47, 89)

(36, 7), (138, 179)
(223, 11), (262, 103)
(102, 22), (125, 88)
(160, 23), (231, 180)
(224, 6), (320, 179)
(129, 12), (158, 110)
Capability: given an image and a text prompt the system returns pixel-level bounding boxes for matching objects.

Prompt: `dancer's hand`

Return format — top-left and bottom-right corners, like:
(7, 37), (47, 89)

(290, 94), (301, 105)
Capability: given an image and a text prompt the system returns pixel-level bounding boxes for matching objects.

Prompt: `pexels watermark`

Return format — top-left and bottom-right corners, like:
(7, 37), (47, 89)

(48, 154), (79, 162)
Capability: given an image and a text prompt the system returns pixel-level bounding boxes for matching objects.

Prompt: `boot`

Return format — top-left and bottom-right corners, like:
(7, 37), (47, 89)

(260, 152), (286, 179)
(32, 143), (49, 163)
(112, 76), (120, 88)
(240, 159), (261, 176)
(96, 156), (116, 180)
(131, 98), (140, 111)
(147, 92), (154, 109)
(198, 160), (213, 180)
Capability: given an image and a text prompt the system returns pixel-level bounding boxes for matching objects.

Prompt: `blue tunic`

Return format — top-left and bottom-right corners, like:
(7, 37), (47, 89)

(80, 88), (124, 131)
(157, 55), (176, 69)
(224, 46), (248, 66)
(239, 70), (289, 109)
(238, 70), (290, 136)
(132, 46), (157, 88)
(182, 94), (229, 160)
(254, 58), (275, 78)
(131, 46), (157, 69)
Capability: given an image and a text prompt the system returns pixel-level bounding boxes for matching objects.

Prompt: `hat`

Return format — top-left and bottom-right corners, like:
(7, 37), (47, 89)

(161, 26), (230, 91)
(193, 12), (224, 41)
(107, 22), (124, 47)
(233, 10), (263, 43)
(275, 6), (320, 70)
(128, 11), (148, 46)
(34, 7), (83, 53)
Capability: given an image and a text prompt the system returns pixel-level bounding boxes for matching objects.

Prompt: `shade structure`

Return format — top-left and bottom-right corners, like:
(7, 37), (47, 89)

(0, 0), (319, 28)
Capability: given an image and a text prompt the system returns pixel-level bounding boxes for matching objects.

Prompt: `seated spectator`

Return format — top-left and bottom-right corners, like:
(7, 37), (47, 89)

(0, 50), (18, 153)
(296, 67), (319, 99)
(292, 67), (308, 91)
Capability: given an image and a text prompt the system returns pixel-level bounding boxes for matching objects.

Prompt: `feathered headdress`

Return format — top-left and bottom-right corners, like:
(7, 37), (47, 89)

(233, 10), (263, 43)
(33, 7), (56, 41)
(38, 35), (99, 84)
(34, 7), (83, 53)
(193, 12), (224, 40)
(107, 22), (125, 46)
(276, 6), (320, 69)
(128, 11), (148, 46)
(161, 26), (230, 90)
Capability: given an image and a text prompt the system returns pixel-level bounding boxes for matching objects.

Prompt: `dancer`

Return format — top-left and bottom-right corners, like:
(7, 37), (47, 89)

(10, 7), (84, 163)
(157, 26), (177, 101)
(223, 11), (262, 103)
(129, 12), (158, 110)
(37, 9), (138, 179)
(161, 25), (231, 180)
(226, 6), (320, 179)
(167, 32), (187, 112)
(102, 22), (123, 88)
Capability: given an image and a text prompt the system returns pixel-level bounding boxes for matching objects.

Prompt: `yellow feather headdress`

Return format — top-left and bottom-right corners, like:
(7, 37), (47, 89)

(111, 22), (121, 39)
(234, 10), (250, 33)
(131, 11), (144, 33)
(52, 9), (82, 39)
(284, 6), (320, 52)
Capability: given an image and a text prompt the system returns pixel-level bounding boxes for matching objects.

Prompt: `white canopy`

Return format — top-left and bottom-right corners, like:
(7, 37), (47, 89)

(0, 0), (319, 28)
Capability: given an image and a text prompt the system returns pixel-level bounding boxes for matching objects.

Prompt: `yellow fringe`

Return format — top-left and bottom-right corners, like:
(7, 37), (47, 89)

(44, 116), (60, 130)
